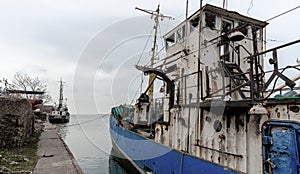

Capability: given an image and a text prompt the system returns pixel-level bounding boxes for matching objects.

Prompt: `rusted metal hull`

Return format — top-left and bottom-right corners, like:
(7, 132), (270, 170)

(110, 115), (239, 174)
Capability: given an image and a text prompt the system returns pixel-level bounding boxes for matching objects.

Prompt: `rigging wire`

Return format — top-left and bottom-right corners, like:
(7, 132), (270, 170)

(130, 73), (145, 104)
(266, 5), (300, 22)
(136, 28), (153, 65)
(60, 114), (108, 127)
(266, 39), (285, 43)
(174, 6), (199, 20)
(131, 21), (167, 104)
(158, 23), (165, 60)
(247, 0), (254, 15)
(155, 24), (167, 58)
(62, 114), (111, 157)
(136, 17), (166, 66)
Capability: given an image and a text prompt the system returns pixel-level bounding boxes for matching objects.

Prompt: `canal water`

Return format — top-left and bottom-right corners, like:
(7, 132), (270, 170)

(56, 114), (129, 174)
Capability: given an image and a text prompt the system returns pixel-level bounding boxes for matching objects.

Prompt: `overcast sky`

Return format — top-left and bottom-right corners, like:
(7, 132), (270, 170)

(1, 0), (300, 114)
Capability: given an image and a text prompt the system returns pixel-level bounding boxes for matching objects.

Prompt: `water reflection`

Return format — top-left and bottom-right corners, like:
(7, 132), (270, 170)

(54, 123), (69, 139)
(109, 144), (141, 174)
(109, 155), (130, 174)
(55, 114), (129, 174)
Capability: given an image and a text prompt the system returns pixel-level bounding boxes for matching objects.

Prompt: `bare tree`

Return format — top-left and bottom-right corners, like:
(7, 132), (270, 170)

(11, 72), (29, 95)
(11, 72), (52, 103)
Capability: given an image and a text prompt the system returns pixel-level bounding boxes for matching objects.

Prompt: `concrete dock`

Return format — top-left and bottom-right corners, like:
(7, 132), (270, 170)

(33, 123), (83, 174)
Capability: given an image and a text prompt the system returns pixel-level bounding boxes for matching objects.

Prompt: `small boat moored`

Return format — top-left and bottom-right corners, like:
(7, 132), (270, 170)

(48, 79), (70, 123)
(48, 108), (70, 123)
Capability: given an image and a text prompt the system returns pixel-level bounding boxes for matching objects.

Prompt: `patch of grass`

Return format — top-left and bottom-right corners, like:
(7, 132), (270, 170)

(0, 134), (40, 172)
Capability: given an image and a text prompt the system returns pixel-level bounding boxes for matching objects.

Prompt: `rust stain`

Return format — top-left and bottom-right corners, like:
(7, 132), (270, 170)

(290, 106), (300, 113)
(276, 112), (280, 118)
(211, 79), (218, 93)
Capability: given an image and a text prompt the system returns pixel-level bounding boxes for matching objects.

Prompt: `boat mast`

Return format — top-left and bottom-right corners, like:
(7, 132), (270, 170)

(148, 5), (160, 100)
(135, 5), (173, 100)
(58, 78), (64, 109)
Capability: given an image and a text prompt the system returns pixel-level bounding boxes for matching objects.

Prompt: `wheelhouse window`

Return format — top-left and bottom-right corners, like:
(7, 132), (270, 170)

(221, 20), (232, 34)
(238, 22), (248, 37)
(190, 15), (199, 32)
(166, 33), (175, 48)
(205, 13), (216, 30)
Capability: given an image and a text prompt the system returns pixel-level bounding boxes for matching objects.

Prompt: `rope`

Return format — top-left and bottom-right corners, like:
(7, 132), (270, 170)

(61, 114), (108, 127)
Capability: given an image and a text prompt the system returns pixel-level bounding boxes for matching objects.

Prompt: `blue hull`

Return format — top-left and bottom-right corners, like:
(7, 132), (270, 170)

(110, 116), (238, 174)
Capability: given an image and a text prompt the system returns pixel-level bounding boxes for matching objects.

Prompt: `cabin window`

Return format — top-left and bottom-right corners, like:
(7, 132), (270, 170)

(205, 13), (216, 30)
(221, 20), (232, 34)
(190, 15), (199, 32)
(219, 43), (230, 61)
(238, 22), (248, 37)
(166, 33), (175, 48)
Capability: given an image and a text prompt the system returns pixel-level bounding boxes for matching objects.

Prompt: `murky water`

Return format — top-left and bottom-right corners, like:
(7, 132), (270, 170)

(56, 114), (129, 174)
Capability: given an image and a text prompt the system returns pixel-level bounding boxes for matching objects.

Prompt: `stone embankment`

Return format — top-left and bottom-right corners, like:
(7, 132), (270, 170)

(0, 96), (82, 174)
(0, 96), (40, 173)
(0, 97), (34, 148)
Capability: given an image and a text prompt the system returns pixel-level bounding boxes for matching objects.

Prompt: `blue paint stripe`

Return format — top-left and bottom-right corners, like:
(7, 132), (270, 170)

(110, 116), (238, 174)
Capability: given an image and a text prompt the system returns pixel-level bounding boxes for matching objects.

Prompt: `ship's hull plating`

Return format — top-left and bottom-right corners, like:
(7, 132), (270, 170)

(110, 116), (238, 174)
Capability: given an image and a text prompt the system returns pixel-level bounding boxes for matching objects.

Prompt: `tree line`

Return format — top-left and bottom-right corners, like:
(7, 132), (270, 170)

(1, 72), (52, 103)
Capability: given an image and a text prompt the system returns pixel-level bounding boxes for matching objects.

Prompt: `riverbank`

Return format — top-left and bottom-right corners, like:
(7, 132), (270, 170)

(33, 123), (83, 174)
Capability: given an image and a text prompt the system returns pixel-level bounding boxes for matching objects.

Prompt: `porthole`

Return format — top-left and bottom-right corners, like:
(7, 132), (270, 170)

(214, 120), (222, 132)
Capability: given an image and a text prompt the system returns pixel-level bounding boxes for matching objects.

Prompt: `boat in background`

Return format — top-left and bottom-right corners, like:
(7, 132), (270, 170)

(110, 3), (300, 174)
(48, 79), (70, 123)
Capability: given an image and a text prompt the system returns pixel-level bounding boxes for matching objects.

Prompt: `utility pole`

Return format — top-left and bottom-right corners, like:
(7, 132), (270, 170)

(135, 5), (173, 100)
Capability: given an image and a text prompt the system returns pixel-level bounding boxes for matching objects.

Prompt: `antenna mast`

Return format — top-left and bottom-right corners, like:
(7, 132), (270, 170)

(186, 0), (189, 19)
(135, 5), (173, 100)
(222, 0), (228, 9)
(58, 78), (64, 109)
